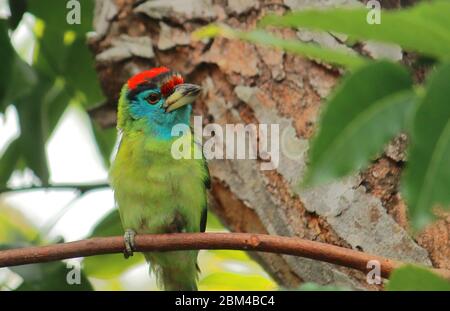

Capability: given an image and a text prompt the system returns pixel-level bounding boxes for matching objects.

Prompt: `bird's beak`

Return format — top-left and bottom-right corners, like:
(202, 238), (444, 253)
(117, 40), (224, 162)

(163, 83), (202, 112)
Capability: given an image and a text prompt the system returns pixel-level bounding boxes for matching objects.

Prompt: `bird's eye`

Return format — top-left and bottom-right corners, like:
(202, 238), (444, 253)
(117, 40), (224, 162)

(146, 93), (161, 105)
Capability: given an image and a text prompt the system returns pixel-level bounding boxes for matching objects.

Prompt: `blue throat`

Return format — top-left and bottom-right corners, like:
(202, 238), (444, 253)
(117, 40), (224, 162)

(146, 105), (191, 140)
(129, 89), (192, 140)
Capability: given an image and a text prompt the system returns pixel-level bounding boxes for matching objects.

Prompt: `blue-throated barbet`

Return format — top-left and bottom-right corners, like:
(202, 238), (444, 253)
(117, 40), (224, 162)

(109, 67), (209, 291)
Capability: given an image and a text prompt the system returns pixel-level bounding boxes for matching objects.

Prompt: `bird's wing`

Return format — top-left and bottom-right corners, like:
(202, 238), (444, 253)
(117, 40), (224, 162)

(191, 126), (210, 233)
(200, 203), (208, 233)
(198, 140), (210, 233)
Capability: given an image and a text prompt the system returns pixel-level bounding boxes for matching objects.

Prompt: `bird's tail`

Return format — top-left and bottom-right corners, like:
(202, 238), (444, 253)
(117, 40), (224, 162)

(145, 250), (199, 291)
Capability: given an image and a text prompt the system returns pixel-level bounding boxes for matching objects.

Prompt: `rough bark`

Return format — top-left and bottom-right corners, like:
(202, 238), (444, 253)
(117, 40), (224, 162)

(87, 0), (448, 289)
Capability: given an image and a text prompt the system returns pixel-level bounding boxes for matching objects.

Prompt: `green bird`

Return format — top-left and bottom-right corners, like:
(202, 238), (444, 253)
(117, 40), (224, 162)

(109, 67), (209, 291)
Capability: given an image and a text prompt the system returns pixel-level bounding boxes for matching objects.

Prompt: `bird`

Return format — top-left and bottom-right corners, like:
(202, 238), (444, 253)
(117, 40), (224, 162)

(109, 67), (210, 291)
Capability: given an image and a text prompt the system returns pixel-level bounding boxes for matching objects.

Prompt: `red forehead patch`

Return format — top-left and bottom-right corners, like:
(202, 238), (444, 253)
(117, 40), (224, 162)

(160, 75), (184, 96)
(127, 67), (170, 90)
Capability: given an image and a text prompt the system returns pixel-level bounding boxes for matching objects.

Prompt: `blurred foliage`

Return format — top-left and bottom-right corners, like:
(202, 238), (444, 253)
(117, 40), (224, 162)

(260, 1), (450, 60)
(0, 0), (115, 188)
(0, 203), (93, 290)
(0, 203), (38, 244)
(11, 261), (93, 291)
(193, 25), (367, 69)
(401, 64), (450, 229)
(387, 265), (450, 291)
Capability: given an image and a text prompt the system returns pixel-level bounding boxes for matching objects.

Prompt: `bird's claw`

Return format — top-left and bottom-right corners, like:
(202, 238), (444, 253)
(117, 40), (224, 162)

(123, 229), (136, 259)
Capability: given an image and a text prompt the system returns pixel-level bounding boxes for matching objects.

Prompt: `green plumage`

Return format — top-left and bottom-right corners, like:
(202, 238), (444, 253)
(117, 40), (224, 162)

(110, 72), (209, 290)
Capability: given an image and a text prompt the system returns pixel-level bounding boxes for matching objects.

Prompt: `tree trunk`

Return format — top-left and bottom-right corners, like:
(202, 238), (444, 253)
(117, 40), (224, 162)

(88, 0), (448, 290)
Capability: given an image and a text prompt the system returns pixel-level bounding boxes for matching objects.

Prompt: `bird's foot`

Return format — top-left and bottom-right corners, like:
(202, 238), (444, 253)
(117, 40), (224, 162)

(123, 229), (136, 259)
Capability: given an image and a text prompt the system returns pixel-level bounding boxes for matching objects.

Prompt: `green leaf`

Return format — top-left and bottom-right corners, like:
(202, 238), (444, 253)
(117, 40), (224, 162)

(33, 27), (68, 78)
(44, 79), (72, 134)
(387, 265), (450, 291)
(304, 61), (414, 186)
(0, 21), (37, 112)
(261, 0), (450, 60)
(65, 38), (104, 107)
(194, 25), (368, 69)
(0, 203), (39, 243)
(15, 79), (53, 185)
(0, 21), (15, 109)
(0, 139), (21, 188)
(4, 57), (38, 105)
(402, 63), (450, 229)
(83, 210), (144, 279)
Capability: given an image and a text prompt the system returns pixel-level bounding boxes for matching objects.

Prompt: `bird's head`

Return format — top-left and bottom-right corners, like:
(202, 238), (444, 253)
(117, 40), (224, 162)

(117, 67), (201, 138)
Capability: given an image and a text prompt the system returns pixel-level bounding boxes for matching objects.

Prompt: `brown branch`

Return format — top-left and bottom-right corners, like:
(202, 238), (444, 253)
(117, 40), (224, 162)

(0, 183), (110, 194)
(1, 233), (449, 280)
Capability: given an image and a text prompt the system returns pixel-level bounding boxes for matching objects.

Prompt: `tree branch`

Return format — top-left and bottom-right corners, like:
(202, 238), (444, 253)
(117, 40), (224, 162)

(0, 183), (110, 194)
(1, 232), (449, 280)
